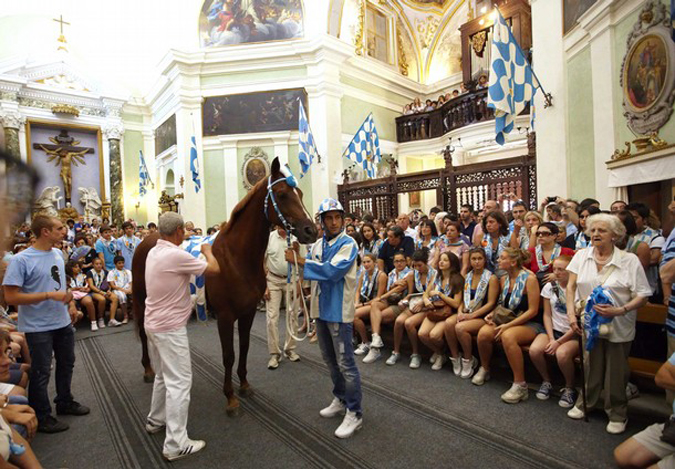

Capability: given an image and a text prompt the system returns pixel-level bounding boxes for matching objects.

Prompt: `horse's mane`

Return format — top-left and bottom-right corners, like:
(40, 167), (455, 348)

(221, 177), (268, 235)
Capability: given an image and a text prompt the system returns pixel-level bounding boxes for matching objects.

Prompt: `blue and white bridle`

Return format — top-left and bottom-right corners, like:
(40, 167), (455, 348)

(263, 164), (300, 235)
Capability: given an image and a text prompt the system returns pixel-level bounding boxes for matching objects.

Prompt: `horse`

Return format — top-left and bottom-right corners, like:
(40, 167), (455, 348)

(132, 157), (317, 415)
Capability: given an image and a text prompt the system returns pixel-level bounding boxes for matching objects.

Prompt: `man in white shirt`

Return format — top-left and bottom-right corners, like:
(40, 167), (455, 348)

(264, 225), (303, 370)
(396, 213), (417, 241)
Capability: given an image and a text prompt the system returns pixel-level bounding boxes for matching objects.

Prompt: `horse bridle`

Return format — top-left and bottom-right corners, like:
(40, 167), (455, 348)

(263, 175), (295, 235)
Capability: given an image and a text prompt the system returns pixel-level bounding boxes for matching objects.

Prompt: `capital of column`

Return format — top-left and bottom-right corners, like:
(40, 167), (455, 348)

(103, 123), (124, 141)
(0, 111), (25, 130)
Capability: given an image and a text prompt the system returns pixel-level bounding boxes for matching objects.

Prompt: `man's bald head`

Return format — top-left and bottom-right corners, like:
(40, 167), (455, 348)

(396, 213), (410, 230)
(483, 200), (498, 212)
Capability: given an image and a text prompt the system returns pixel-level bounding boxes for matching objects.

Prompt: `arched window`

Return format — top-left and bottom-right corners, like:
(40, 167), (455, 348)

(165, 169), (175, 197)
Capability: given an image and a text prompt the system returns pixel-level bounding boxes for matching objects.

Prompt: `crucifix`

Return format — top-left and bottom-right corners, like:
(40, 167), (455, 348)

(53, 15), (70, 51)
(33, 130), (94, 203)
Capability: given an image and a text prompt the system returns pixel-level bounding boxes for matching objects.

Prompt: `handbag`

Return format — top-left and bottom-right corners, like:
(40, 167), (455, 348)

(386, 293), (403, 306)
(492, 305), (518, 326)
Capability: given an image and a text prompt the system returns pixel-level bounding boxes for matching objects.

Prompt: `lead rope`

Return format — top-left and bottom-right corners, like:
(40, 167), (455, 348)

(285, 245), (311, 341)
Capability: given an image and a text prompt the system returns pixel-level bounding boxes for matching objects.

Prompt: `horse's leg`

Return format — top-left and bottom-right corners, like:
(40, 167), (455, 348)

(218, 314), (239, 416)
(139, 318), (155, 383)
(237, 309), (256, 398)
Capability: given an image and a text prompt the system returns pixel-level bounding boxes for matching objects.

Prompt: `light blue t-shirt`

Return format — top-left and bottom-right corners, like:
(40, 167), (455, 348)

(2, 247), (71, 333)
(115, 236), (141, 270)
(669, 351), (675, 414)
(95, 238), (117, 271)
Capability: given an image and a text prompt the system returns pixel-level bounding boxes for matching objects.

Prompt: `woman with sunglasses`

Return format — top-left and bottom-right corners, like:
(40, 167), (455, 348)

(527, 222), (574, 287)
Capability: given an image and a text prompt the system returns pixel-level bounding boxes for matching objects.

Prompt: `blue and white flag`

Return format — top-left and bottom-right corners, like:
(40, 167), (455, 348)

(342, 113), (382, 178)
(487, 9), (539, 145)
(139, 150), (150, 197)
(298, 99), (319, 178)
(190, 135), (201, 193)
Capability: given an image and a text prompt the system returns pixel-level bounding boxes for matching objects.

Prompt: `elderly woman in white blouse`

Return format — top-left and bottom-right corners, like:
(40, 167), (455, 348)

(565, 213), (651, 435)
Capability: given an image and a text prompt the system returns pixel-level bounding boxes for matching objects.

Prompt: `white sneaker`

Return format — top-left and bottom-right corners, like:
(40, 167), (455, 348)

(319, 397), (345, 418)
(267, 355), (280, 370)
(385, 352), (400, 366)
(334, 410), (363, 439)
(163, 439), (206, 461)
(606, 420), (627, 435)
(145, 419), (165, 434)
(567, 406), (585, 420)
(97, 318), (106, 329)
(449, 357), (461, 375)
(429, 352), (439, 364)
(409, 354), (421, 369)
(90, 321), (99, 332)
(354, 343), (369, 356)
(501, 383), (529, 404)
(362, 348), (381, 364)
(109, 318), (122, 327)
(370, 333), (384, 349)
(460, 357), (477, 379)
(471, 367), (490, 386)
(626, 382), (640, 400)
(432, 355), (447, 371)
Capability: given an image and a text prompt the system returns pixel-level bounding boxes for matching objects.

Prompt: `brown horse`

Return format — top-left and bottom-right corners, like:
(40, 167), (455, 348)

(132, 157), (317, 415)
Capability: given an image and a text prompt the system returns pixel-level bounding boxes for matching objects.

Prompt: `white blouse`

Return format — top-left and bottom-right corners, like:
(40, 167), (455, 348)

(567, 247), (651, 343)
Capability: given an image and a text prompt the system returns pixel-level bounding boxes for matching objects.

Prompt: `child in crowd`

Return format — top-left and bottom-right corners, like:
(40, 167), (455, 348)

(86, 258), (118, 331)
(66, 261), (93, 328)
(107, 256), (132, 327)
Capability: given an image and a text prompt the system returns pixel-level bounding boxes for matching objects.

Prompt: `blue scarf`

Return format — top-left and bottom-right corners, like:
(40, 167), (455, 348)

(535, 244), (561, 272)
(584, 286), (615, 351)
(387, 267), (411, 290)
(483, 233), (509, 271)
(360, 267), (380, 300)
(574, 231), (589, 250)
(414, 266), (437, 293)
(416, 237), (438, 251)
(500, 270), (528, 310)
(464, 269), (492, 312)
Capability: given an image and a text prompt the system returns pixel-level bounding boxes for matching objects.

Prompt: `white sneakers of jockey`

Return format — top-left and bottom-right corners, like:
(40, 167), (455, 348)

(335, 410), (363, 439)
(163, 439), (206, 461)
(319, 398), (345, 418)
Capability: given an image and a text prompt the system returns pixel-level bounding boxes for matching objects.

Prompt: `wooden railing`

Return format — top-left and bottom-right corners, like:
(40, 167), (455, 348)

(396, 88), (494, 143)
(338, 133), (538, 219)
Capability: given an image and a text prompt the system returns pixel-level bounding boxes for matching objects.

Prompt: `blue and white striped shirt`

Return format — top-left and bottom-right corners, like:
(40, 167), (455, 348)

(661, 230), (675, 337)
(304, 230), (359, 323)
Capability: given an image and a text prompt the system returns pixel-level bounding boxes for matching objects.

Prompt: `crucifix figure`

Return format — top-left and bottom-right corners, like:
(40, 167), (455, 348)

(33, 130), (94, 203)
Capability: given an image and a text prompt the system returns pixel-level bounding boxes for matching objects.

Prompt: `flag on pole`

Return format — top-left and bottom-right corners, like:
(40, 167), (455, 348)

(342, 113), (382, 178)
(139, 150), (150, 197)
(487, 9), (539, 145)
(190, 135), (201, 193)
(297, 99), (319, 177)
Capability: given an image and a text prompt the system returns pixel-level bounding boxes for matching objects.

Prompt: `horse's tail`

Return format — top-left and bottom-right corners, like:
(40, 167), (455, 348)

(131, 233), (160, 337)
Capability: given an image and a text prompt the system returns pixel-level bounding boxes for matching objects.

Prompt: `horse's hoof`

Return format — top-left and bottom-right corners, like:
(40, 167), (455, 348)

(226, 406), (240, 417)
(143, 373), (155, 383)
(238, 386), (254, 398)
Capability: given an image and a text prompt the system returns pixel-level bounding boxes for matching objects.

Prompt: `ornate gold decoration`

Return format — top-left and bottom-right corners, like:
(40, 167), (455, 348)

(471, 30), (488, 56)
(51, 104), (80, 117)
(101, 201), (111, 221)
(416, 15), (440, 49)
(353, 0), (366, 56)
(158, 191), (183, 214)
(611, 142), (632, 160)
(396, 26), (409, 76)
(57, 203), (79, 221)
(53, 15), (69, 52)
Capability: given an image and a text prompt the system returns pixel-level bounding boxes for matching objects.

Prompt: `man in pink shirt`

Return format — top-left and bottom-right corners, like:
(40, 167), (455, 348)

(143, 212), (220, 461)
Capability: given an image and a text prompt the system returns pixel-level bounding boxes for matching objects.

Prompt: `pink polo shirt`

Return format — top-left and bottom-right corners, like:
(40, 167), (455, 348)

(144, 239), (207, 333)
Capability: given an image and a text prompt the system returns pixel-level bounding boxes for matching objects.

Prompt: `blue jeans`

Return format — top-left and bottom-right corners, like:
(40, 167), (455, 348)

(315, 320), (362, 416)
(25, 325), (75, 422)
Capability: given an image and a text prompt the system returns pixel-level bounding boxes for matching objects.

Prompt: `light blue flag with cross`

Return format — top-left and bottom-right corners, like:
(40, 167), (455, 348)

(297, 99), (319, 178)
(487, 9), (538, 145)
(190, 135), (201, 193)
(139, 150), (150, 197)
(342, 113), (382, 178)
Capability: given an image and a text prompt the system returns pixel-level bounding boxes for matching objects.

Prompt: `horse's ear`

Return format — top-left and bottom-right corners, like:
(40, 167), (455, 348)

(271, 157), (281, 176)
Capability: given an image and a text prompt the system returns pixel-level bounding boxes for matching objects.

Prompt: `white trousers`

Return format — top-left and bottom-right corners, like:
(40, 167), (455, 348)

(147, 327), (192, 454)
(266, 274), (297, 356)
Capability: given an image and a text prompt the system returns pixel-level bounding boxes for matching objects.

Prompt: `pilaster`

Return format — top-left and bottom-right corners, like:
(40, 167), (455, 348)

(103, 123), (124, 227)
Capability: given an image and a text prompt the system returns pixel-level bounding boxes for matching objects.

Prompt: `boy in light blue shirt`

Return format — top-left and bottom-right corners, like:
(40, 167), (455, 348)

(115, 221), (141, 270)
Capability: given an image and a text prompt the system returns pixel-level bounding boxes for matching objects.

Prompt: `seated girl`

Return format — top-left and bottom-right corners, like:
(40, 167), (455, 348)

(363, 252), (411, 364)
(385, 248), (436, 369)
(107, 255), (132, 326)
(353, 254), (387, 355)
(418, 251), (464, 371)
(86, 257), (118, 331)
(66, 261), (93, 328)
(439, 221), (469, 276)
(447, 248), (499, 379)
(473, 248), (541, 405)
(528, 255), (579, 407)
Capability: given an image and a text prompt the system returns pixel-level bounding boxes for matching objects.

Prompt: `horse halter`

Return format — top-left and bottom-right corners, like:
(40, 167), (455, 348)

(263, 164), (299, 235)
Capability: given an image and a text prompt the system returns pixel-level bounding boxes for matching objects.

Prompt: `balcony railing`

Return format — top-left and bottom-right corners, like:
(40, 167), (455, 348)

(395, 88), (494, 143)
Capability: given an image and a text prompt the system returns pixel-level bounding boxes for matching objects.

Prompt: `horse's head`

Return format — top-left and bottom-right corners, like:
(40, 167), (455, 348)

(265, 157), (318, 244)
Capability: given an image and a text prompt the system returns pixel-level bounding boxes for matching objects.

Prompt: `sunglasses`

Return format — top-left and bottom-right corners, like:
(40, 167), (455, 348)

(536, 231), (553, 237)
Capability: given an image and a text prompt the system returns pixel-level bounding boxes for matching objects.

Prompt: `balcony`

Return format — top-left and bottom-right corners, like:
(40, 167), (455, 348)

(395, 88), (495, 143)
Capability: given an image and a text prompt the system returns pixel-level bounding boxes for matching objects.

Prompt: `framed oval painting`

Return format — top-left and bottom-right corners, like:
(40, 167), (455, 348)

(623, 34), (668, 112)
(241, 148), (270, 190)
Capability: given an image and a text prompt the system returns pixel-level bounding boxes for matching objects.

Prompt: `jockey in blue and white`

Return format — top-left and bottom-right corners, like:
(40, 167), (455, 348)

(284, 197), (363, 439)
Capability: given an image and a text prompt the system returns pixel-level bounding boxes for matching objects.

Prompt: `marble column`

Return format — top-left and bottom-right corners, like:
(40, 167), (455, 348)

(105, 125), (124, 227)
(0, 112), (24, 160)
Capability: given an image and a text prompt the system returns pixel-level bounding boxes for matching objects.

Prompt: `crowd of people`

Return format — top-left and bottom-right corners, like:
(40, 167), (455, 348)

(306, 195), (675, 450)
(401, 75), (489, 116)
